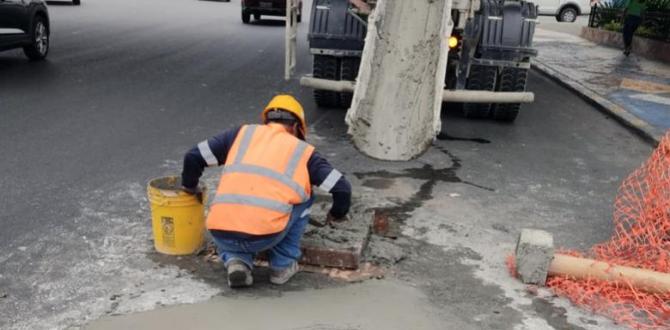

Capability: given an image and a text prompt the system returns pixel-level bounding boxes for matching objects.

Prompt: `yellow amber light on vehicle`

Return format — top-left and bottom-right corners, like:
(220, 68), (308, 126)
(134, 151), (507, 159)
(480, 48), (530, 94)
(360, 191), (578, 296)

(448, 36), (459, 48)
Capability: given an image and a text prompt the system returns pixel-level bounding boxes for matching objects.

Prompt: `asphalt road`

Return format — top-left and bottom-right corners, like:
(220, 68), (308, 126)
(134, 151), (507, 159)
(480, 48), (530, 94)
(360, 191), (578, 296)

(0, 0), (654, 329)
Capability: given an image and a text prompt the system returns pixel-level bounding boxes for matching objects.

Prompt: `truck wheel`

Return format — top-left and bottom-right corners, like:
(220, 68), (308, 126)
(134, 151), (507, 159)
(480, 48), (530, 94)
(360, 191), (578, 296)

(492, 68), (528, 122)
(313, 55), (341, 108)
(242, 11), (251, 24)
(339, 57), (360, 108)
(463, 65), (497, 119)
(73, 0), (80, 5)
(254, 13), (261, 21)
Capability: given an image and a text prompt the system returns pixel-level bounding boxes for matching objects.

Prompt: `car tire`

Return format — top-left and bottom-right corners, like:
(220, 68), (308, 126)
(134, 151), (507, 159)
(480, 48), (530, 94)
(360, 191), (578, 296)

(242, 11), (251, 24)
(558, 7), (577, 22)
(254, 13), (261, 20)
(23, 16), (49, 61)
(73, 0), (81, 5)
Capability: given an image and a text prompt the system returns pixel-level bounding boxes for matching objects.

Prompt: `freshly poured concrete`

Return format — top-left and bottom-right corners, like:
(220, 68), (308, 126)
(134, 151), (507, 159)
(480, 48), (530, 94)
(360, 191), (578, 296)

(345, 0), (453, 160)
(301, 201), (372, 269)
(86, 280), (446, 330)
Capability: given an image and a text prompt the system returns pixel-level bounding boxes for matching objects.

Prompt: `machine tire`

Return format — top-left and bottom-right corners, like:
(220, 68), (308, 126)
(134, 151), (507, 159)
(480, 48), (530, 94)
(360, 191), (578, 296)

(463, 64), (497, 119)
(254, 13), (261, 21)
(313, 55), (341, 108)
(557, 6), (578, 22)
(339, 57), (360, 108)
(73, 0), (81, 5)
(242, 11), (251, 24)
(23, 16), (49, 61)
(492, 67), (528, 122)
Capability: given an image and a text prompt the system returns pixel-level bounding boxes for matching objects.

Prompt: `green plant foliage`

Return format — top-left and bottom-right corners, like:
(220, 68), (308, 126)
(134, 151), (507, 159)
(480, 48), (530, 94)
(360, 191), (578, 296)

(594, 0), (670, 41)
(603, 20), (624, 31)
(634, 25), (657, 37)
(643, 0), (670, 11)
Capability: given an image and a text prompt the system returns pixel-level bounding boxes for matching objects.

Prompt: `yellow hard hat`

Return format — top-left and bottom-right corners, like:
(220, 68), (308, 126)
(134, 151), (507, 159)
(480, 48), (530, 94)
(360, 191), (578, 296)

(262, 94), (307, 139)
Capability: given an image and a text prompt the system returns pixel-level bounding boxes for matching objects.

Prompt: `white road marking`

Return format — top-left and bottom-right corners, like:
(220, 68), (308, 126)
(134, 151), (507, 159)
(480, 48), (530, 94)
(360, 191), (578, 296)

(629, 93), (670, 106)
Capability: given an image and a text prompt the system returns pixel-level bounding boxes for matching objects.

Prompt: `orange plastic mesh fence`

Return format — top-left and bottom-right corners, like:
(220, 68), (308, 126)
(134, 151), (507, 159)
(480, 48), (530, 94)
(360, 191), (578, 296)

(520, 132), (670, 329)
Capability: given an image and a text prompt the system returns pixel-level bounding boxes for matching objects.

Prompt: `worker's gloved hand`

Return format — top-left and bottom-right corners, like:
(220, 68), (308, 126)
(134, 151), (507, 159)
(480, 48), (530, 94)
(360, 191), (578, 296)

(327, 212), (348, 224)
(181, 185), (204, 204)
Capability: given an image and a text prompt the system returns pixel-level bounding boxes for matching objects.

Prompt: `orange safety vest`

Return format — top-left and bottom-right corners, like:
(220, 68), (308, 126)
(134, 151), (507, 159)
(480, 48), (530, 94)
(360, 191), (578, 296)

(206, 124), (315, 235)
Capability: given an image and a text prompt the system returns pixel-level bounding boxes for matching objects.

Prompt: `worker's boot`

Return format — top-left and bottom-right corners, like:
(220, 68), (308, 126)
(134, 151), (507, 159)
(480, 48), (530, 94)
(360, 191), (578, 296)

(269, 261), (299, 285)
(226, 260), (253, 288)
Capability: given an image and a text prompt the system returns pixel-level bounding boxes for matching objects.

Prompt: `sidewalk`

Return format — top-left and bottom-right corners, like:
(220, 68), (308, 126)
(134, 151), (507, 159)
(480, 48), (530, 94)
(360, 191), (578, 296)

(532, 28), (670, 144)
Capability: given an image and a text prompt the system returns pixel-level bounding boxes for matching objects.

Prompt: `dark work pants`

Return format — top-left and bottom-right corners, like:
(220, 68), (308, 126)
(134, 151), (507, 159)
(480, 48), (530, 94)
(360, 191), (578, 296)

(622, 15), (642, 49)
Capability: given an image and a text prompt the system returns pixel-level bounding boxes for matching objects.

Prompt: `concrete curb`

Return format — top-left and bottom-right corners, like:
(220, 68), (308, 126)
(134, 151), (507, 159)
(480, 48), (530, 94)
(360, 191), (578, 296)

(531, 59), (661, 146)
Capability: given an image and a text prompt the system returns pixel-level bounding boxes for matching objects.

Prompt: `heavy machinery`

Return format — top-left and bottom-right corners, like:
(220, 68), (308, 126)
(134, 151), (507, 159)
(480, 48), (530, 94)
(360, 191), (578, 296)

(298, 0), (538, 122)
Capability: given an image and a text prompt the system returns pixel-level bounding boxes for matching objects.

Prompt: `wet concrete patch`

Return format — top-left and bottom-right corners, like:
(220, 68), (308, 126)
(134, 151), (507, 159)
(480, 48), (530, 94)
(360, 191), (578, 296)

(364, 235), (407, 265)
(85, 280), (448, 330)
(354, 146), (494, 223)
(395, 242), (524, 329)
(300, 203), (374, 269)
(437, 132), (492, 144)
(531, 298), (587, 330)
(361, 178), (395, 189)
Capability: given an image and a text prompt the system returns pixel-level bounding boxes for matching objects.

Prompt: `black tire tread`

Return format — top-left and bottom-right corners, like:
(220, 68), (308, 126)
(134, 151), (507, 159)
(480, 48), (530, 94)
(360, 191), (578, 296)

(463, 65), (497, 119)
(558, 7), (577, 22)
(242, 11), (250, 24)
(339, 57), (360, 108)
(23, 16), (48, 61)
(313, 55), (341, 108)
(492, 68), (528, 122)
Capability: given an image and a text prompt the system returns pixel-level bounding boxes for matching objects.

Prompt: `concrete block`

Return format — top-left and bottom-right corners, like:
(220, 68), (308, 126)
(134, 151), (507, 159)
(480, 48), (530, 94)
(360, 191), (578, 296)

(300, 200), (372, 270)
(515, 229), (554, 286)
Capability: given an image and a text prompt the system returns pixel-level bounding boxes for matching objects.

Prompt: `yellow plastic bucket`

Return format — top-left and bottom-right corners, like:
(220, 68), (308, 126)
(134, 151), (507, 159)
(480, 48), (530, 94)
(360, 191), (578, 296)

(147, 176), (207, 255)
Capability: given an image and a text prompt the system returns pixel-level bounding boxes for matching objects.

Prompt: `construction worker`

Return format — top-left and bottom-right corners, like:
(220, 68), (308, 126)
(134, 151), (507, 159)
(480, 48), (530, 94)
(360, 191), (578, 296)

(181, 95), (351, 288)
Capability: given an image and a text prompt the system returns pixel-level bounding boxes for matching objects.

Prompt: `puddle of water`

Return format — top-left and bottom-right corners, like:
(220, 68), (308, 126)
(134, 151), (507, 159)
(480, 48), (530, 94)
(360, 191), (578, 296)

(437, 132), (491, 144)
(354, 146), (494, 222)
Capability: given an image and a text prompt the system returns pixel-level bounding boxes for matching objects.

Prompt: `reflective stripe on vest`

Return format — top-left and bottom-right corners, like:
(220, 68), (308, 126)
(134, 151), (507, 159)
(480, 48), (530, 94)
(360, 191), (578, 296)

(212, 194), (293, 213)
(222, 164), (308, 201)
(233, 125), (257, 164)
(198, 140), (218, 167)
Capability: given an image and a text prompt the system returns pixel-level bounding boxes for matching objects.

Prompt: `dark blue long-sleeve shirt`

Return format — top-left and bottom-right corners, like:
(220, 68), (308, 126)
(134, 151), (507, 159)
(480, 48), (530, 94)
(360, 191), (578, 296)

(181, 125), (351, 218)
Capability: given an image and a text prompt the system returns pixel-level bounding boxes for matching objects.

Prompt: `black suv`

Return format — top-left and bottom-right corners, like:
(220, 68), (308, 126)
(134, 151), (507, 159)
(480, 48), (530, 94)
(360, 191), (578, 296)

(0, 0), (50, 60)
(241, 0), (302, 24)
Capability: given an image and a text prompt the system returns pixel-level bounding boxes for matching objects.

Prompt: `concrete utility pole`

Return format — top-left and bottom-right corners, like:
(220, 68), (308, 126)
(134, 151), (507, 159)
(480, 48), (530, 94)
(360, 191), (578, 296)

(345, 0), (454, 161)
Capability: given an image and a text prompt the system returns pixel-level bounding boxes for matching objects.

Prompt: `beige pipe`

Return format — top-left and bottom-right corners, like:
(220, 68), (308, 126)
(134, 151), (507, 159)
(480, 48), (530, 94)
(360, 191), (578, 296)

(299, 76), (535, 103)
(300, 77), (356, 92)
(549, 254), (670, 294)
(442, 90), (535, 103)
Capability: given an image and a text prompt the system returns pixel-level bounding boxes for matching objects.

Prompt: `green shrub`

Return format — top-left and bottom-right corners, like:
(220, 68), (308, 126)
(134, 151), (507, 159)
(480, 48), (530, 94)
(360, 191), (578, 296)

(603, 20), (624, 31)
(635, 25), (657, 37)
(644, 0), (670, 11)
